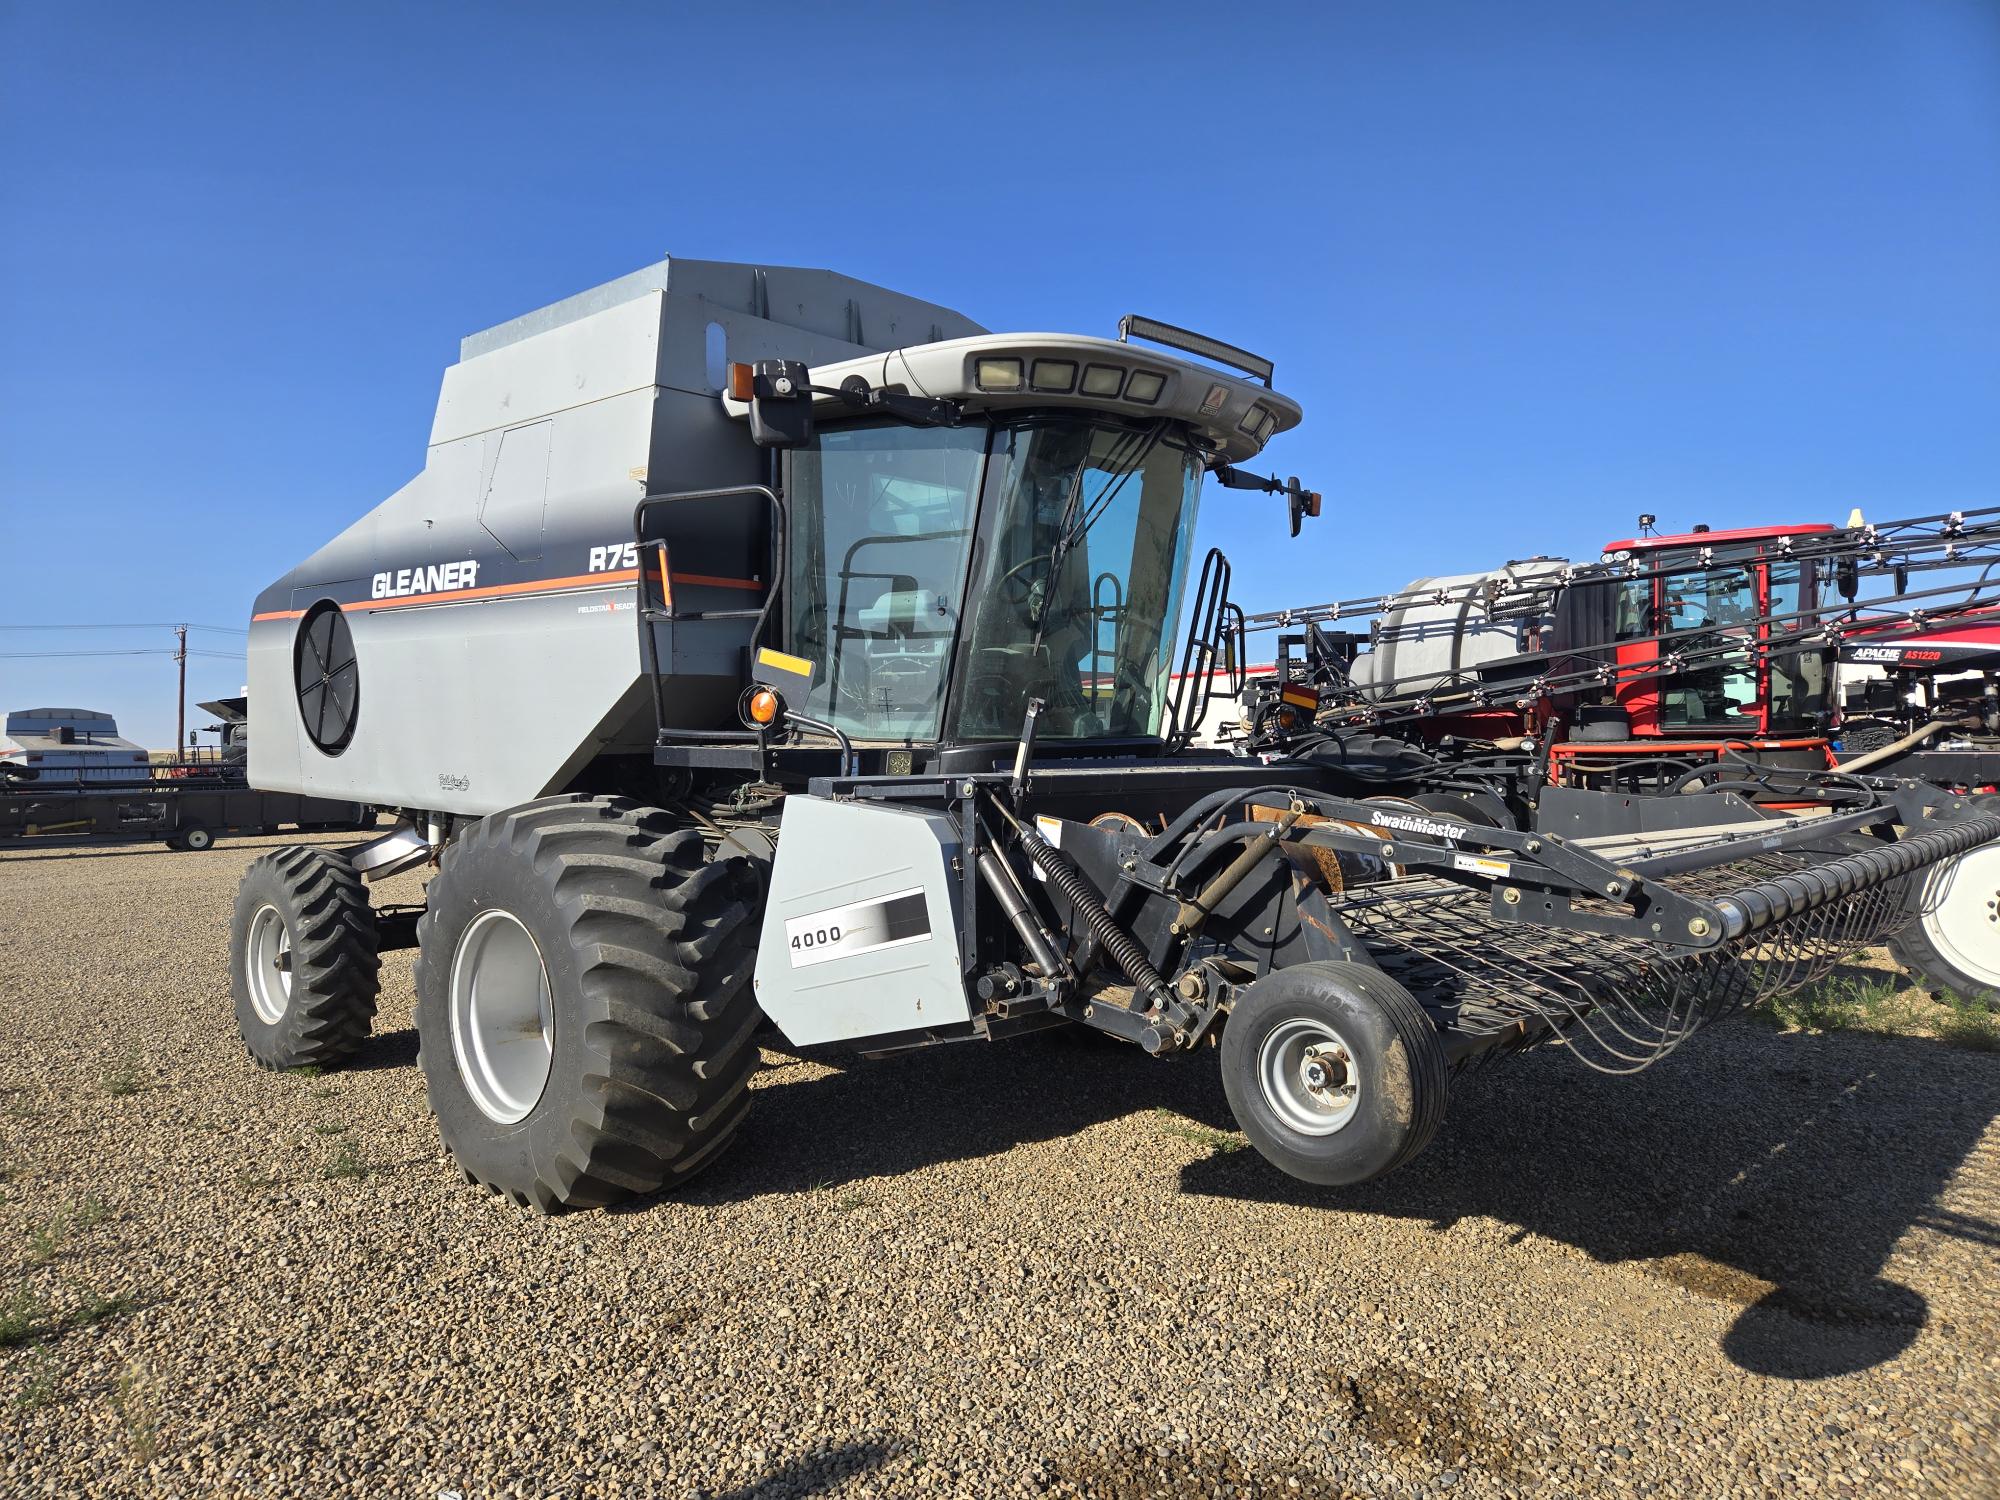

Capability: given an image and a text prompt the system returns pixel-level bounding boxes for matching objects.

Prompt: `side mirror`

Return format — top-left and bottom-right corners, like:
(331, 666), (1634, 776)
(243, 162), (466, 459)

(1286, 477), (1321, 537)
(731, 360), (815, 448)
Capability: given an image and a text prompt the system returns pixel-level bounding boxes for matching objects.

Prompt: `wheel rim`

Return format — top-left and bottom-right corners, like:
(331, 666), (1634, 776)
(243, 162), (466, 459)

(246, 904), (293, 1025)
(449, 908), (555, 1125)
(1918, 843), (2000, 993)
(1256, 1017), (1361, 1136)
(186, 828), (212, 849)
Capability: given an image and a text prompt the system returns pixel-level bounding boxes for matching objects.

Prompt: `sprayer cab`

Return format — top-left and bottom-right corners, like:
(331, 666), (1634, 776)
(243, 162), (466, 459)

(700, 326), (1308, 753)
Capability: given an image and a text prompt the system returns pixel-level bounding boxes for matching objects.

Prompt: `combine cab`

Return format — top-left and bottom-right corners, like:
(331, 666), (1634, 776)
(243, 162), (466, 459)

(227, 261), (2000, 1210)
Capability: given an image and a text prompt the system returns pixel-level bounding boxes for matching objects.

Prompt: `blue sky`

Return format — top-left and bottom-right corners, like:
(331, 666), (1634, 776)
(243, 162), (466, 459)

(3, 1), (1996, 747)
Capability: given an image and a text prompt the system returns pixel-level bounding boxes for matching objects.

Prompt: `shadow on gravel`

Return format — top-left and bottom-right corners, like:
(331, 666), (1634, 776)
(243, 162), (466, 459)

(344, 1027), (420, 1071)
(706, 1440), (889, 1498)
(1177, 1022), (2000, 1381)
(700, 1022), (1999, 1381)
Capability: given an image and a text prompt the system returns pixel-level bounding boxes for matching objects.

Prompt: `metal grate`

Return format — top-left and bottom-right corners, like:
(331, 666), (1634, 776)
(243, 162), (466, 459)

(1329, 855), (1916, 1075)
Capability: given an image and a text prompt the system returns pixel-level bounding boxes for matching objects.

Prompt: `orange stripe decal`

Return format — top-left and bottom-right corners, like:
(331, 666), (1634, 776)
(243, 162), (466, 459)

(249, 566), (762, 622)
(669, 571), (764, 591)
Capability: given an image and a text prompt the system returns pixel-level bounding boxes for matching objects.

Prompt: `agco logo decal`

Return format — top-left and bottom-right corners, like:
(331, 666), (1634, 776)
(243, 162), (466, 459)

(371, 560), (480, 599)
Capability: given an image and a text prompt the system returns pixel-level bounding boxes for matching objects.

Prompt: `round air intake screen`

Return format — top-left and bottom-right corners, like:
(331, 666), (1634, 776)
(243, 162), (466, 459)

(294, 600), (359, 754)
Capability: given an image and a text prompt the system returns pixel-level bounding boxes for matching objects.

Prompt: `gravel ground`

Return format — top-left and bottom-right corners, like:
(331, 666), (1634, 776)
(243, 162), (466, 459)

(2, 831), (1997, 1498)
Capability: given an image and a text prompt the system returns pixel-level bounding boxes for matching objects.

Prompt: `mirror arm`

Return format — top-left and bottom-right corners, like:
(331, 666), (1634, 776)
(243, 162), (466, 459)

(1210, 463), (1324, 537)
(815, 376), (963, 429)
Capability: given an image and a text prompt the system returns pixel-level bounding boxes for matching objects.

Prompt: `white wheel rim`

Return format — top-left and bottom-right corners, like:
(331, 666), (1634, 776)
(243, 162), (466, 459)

(1257, 1018), (1362, 1136)
(449, 908), (555, 1125)
(1917, 843), (2000, 994)
(247, 904), (293, 1025)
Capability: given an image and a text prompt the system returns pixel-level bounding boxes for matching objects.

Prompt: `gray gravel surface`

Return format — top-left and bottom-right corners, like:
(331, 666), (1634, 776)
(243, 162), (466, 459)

(2, 832), (1996, 1498)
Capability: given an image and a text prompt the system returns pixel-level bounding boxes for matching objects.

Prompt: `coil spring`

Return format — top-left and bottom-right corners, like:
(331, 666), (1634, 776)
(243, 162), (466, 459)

(1016, 827), (1173, 1013)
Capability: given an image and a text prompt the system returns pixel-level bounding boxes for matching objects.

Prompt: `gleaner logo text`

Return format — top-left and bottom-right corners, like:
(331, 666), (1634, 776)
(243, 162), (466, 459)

(371, 561), (480, 599)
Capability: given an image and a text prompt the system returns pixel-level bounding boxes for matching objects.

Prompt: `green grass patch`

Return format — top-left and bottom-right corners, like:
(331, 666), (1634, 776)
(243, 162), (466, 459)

(0, 1288), (47, 1347)
(1151, 1108), (1248, 1156)
(1760, 975), (1910, 1035)
(285, 1065), (322, 1079)
(72, 1289), (138, 1327)
(233, 1169), (280, 1193)
(112, 1361), (160, 1464)
(1934, 997), (2000, 1052)
(12, 1340), (59, 1410)
(102, 1054), (149, 1097)
(309, 1122), (346, 1136)
(25, 1216), (67, 1265)
(71, 1196), (110, 1229)
(322, 1141), (369, 1180)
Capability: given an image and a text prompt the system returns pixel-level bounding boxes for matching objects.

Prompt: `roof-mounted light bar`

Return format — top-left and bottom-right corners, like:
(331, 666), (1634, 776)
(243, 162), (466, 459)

(1117, 314), (1274, 388)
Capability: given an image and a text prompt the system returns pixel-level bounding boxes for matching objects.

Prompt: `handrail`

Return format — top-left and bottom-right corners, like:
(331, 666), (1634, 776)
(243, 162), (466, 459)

(631, 484), (786, 748)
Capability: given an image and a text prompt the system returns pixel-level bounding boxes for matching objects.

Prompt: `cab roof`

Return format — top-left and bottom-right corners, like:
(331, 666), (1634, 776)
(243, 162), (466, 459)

(1602, 523), (1836, 554)
(723, 331), (1302, 466)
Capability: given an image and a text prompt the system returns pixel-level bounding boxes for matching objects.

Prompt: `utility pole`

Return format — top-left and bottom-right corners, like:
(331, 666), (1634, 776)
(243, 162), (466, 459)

(175, 624), (187, 759)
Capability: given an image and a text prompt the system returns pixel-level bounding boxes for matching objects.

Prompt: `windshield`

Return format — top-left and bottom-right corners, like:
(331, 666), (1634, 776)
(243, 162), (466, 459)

(950, 418), (1201, 740)
(1655, 561), (1760, 728)
(778, 416), (1202, 744)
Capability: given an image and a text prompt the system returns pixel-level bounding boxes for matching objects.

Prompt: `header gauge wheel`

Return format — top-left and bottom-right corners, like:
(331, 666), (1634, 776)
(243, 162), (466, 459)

(1221, 961), (1449, 1186)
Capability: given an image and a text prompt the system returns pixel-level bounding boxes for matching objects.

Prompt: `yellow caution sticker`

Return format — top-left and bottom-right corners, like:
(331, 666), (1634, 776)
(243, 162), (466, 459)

(1452, 853), (1512, 879)
(755, 646), (815, 681)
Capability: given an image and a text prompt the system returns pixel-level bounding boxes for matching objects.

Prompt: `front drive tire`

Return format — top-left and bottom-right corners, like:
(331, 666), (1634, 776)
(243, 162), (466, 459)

(231, 848), (381, 1069)
(1220, 961), (1449, 1186)
(414, 796), (762, 1212)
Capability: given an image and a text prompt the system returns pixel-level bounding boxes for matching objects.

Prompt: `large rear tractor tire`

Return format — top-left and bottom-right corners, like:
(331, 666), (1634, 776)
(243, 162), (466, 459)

(231, 848), (381, 1069)
(1890, 798), (2000, 1007)
(413, 796), (762, 1212)
(1220, 961), (1449, 1186)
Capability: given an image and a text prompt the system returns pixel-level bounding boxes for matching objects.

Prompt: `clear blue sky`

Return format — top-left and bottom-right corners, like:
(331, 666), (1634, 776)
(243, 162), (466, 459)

(3, 1), (1995, 747)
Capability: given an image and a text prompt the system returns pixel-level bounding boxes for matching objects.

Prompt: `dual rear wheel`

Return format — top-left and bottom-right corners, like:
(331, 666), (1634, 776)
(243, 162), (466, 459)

(228, 797), (764, 1211)
(412, 797), (762, 1211)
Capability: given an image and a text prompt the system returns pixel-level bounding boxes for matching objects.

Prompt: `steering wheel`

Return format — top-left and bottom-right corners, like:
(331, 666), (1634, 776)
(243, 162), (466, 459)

(995, 554), (1056, 626)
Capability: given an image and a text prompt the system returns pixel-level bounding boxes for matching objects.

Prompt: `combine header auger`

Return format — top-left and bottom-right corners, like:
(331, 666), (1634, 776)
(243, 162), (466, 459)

(228, 259), (2000, 1209)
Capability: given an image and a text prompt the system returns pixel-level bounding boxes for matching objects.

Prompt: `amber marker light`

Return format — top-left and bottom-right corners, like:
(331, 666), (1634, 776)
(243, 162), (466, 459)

(747, 687), (782, 725)
(726, 362), (756, 401)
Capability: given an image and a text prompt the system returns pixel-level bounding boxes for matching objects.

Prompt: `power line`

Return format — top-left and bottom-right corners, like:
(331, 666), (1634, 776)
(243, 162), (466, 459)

(0, 622), (248, 635)
(0, 648), (241, 660)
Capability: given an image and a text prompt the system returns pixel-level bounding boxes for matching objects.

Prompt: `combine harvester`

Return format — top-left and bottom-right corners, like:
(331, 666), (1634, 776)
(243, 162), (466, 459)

(1230, 508), (2000, 999)
(227, 258), (2000, 1209)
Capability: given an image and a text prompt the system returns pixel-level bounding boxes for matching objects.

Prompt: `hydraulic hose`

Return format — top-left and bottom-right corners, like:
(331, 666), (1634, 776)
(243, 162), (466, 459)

(1013, 823), (1175, 1017)
(1836, 718), (1953, 774)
